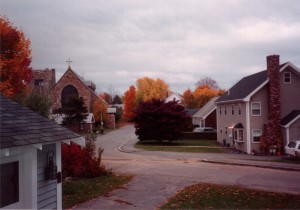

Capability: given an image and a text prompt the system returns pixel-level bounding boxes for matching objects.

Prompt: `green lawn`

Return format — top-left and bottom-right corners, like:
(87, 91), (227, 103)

(159, 183), (300, 209)
(62, 174), (133, 209)
(135, 140), (224, 153)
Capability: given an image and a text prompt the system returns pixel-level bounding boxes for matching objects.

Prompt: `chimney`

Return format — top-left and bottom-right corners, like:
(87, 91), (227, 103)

(265, 55), (283, 154)
(266, 55), (280, 123)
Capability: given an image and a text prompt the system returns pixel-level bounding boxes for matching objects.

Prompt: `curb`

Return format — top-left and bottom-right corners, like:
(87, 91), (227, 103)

(118, 139), (140, 153)
(201, 159), (300, 172)
(118, 145), (139, 153)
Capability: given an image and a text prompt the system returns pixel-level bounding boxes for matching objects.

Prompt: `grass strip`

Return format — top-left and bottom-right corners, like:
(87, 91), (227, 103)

(135, 140), (224, 153)
(62, 173), (133, 209)
(160, 183), (300, 209)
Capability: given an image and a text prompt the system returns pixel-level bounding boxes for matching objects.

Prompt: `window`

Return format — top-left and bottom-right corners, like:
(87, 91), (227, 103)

(231, 105), (234, 115)
(284, 72), (291, 83)
(238, 103), (242, 115)
(219, 106), (222, 115)
(61, 85), (79, 108)
(225, 127), (227, 135)
(1, 162), (19, 208)
(252, 129), (262, 143)
(224, 106), (227, 115)
(34, 79), (44, 86)
(234, 129), (244, 142)
(251, 102), (261, 116)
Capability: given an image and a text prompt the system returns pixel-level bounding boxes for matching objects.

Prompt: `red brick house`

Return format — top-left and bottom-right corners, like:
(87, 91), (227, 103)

(215, 55), (300, 154)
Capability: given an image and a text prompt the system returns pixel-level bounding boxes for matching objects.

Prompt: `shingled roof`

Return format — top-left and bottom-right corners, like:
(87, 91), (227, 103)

(216, 63), (288, 103)
(193, 96), (218, 119)
(0, 95), (83, 149)
(281, 110), (300, 127)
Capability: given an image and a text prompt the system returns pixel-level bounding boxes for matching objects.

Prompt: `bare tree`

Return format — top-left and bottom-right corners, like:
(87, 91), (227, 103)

(195, 77), (219, 90)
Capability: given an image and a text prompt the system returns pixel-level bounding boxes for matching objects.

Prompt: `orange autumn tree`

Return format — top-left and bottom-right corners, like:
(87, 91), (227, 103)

(123, 85), (136, 121)
(136, 77), (170, 102)
(93, 99), (108, 125)
(182, 77), (225, 109)
(0, 16), (32, 99)
(182, 88), (196, 108)
(193, 85), (218, 108)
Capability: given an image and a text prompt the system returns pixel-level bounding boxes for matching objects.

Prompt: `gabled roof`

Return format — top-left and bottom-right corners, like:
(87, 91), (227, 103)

(165, 92), (183, 102)
(216, 62), (293, 103)
(0, 95), (83, 149)
(193, 97), (219, 119)
(52, 67), (108, 105)
(186, 109), (199, 117)
(281, 110), (300, 128)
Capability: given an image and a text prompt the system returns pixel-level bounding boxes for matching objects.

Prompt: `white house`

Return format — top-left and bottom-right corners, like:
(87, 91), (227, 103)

(0, 95), (84, 209)
(164, 92), (183, 103)
(192, 97), (218, 128)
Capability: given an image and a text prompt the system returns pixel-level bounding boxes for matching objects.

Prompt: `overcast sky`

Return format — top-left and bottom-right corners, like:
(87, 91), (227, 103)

(2, 0), (300, 95)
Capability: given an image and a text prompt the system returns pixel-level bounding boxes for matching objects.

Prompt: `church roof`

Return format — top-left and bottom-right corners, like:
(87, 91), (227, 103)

(52, 67), (108, 105)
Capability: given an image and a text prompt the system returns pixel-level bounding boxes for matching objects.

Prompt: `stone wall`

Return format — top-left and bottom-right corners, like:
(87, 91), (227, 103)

(31, 68), (56, 97)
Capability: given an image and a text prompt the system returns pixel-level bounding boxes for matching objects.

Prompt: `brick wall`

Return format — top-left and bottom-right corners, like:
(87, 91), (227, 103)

(31, 68), (56, 97)
(51, 68), (97, 113)
(264, 55), (283, 153)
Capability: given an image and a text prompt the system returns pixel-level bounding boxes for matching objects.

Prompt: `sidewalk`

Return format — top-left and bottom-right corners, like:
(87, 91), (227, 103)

(201, 158), (300, 172)
(119, 139), (300, 172)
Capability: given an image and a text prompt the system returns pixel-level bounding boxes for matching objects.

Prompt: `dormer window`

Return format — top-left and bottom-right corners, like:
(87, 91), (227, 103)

(284, 72), (291, 83)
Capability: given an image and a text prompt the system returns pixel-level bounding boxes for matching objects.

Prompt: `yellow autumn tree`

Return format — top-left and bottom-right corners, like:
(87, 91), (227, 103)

(136, 77), (170, 102)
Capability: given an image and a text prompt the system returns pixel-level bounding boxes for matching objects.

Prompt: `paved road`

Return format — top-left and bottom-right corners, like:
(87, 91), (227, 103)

(74, 125), (300, 210)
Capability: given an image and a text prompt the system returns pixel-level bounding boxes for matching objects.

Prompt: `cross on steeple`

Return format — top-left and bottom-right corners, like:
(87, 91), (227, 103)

(66, 58), (73, 68)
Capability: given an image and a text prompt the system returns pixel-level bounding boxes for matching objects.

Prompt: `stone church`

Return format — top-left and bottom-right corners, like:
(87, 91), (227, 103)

(51, 67), (103, 112)
(30, 66), (114, 131)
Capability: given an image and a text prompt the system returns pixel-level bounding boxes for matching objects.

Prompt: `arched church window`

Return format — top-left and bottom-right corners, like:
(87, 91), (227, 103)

(61, 85), (79, 108)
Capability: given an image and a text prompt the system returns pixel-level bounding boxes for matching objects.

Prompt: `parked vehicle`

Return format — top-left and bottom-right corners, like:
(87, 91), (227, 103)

(285, 140), (300, 157)
(193, 127), (216, 132)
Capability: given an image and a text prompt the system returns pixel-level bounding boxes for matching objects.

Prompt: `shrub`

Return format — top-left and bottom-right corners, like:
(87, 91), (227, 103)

(62, 133), (106, 178)
(133, 99), (192, 141)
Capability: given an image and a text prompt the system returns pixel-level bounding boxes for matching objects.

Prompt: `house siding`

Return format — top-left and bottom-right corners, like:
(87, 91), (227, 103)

(249, 86), (269, 152)
(37, 144), (57, 210)
(289, 118), (300, 140)
(281, 117), (300, 149)
(205, 110), (217, 129)
(217, 102), (247, 151)
(280, 67), (300, 118)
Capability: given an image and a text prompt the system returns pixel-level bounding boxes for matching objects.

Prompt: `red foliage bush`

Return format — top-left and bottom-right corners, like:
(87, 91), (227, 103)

(62, 143), (106, 178)
(133, 99), (192, 141)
